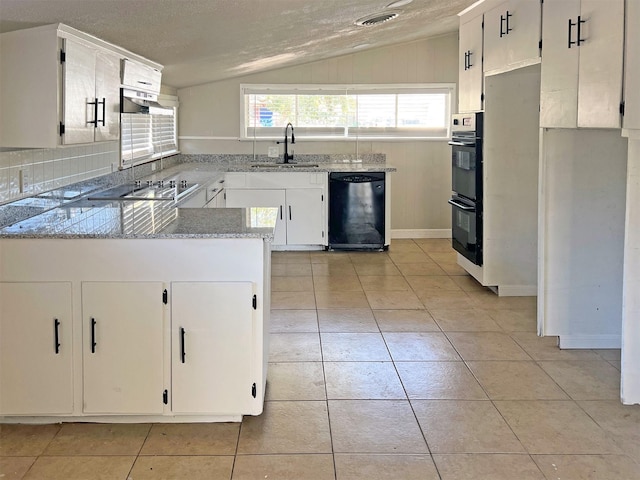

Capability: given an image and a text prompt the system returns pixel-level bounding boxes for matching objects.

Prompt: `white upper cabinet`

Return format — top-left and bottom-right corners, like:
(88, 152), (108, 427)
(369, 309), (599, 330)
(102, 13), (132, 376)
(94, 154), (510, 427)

(540, 0), (625, 128)
(483, 0), (541, 74)
(459, 12), (485, 112)
(623, 0), (640, 130)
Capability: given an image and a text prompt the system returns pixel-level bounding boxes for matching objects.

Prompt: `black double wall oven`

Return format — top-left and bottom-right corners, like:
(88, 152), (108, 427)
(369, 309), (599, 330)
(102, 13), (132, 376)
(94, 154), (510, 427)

(448, 112), (483, 266)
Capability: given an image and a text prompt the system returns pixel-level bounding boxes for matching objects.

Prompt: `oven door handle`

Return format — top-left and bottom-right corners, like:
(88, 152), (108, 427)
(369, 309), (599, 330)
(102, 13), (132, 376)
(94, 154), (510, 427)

(448, 199), (475, 211)
(448, 141), (476, 147)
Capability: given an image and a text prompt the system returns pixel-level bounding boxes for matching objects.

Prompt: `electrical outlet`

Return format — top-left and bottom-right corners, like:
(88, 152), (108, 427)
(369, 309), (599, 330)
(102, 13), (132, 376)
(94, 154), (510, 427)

(268, 146), (279, 158)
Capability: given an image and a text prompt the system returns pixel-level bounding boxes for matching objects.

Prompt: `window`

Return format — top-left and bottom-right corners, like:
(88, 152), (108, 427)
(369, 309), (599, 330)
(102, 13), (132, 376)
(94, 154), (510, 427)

(121, 100), (178, 167)
(241, 84), (454, 140)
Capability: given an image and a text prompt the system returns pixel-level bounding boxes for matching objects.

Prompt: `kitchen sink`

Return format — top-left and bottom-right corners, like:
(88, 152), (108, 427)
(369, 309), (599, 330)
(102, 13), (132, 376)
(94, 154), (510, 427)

(250, 163), (319, 169)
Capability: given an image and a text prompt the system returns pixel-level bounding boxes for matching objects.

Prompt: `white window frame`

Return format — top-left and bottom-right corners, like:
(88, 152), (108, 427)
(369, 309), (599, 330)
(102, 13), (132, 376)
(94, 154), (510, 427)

(240, 83), (456, 141)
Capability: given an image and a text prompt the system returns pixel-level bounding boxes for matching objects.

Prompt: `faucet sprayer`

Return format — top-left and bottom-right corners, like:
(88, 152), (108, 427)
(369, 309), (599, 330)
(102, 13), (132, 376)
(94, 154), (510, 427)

(277, 122), (295, 164)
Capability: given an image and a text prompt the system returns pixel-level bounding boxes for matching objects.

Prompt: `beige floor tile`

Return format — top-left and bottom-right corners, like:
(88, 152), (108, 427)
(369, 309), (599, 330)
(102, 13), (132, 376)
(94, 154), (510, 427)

(265, 362), (326, 401)
(395, 263), (448, 276)
(317, 309), (378, 333)
(431, 308), (502, 332)
(237, 401), (331, 454)
(0, 457), (36, 479)
(312, 263), (357, 276)
(271, 251), (311, 264)
(270, 309), (318, 333)
(129, 456), (234, 480)
(324, 362), (406, 400)
(271, 291), (316, 309)
(405, 275), (462, 292)
(415, 239), (453, 253)
(353, 263), (402, 276)
(433, 454), (545, 480)
(436, 261), (470, 276)
(533, 454), (640, 480)
(384, 332), (461, 361)
(0, 425), (60, 456)
(450, 275), (487, 292)
(310, 251), (352, 263)
(386, 241), (424, 253)
(348, 252), (393, 264)
(269, 333), (322, 362)
(320, 333), (391, 361)
(426, 251), (459, 263)
(595, 348), (622, 362)
(329, 400), (428, 453)
(312, 276), (363, 292)
(139, 423), (239, 455)
(468, 292), (537, 310)
(487, 309), (537, 332)
(467, 361), (569, 400)
(373, 309), (440, 332)
(494, 400), (621, 454)
(388, 252), (434, 264)
(446, 332), (531, 361)
(271, 276), (314, 292)
(396, 362), (487, 400)
(23, 456), (135, 480)
(417, 291), (477, 310)
(43, 424), (150, 456)
(314, 291), (369, 309)
(358, 275), (411, 291)
(364, 290), (424, 309)
(578, 400), (640, 461)
(271, 263), (313, 276)
(511, 332), (606, 361)
(412, 400), (525, 454)
(334, 454), (439, 480)
(232, 454), (335, 480)
(538, 360), (621, 400)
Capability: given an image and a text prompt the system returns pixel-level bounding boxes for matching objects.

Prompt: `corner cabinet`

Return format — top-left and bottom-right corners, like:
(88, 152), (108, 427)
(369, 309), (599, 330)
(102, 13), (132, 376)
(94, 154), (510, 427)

(458, 12), (485, 113)
(0, 282), (74, 415)
(225, 172), (327, 248)
(540, 0), (625, 128)
(483, 0), (541, 74)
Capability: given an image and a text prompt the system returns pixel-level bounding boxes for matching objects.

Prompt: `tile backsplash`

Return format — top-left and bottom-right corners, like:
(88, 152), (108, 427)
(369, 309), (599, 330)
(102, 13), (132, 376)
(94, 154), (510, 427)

(0, 142), (119, 204)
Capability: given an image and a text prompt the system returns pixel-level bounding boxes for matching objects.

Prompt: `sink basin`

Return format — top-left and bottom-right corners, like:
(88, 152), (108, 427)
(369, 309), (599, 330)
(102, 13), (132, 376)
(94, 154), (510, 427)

(250, 163), (319, 169)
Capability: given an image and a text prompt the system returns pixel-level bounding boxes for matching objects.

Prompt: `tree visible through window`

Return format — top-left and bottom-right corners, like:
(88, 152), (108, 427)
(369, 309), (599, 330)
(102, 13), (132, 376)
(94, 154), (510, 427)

(241, 84), (454, 140)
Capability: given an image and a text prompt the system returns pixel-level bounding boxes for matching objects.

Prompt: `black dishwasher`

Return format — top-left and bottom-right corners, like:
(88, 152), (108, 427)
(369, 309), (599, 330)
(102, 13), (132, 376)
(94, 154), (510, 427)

(329, 172), (385, 250)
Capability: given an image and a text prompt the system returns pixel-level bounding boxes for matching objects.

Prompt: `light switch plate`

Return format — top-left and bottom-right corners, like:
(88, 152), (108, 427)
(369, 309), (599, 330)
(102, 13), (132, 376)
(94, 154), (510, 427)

(268, 146), (279, 158)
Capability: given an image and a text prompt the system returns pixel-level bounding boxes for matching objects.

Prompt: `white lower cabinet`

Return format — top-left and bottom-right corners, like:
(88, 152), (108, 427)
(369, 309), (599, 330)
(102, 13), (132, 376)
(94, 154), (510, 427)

(0, 282), (73, 415)
(82, 282), (165, 414)
(171, 282), (255, 414)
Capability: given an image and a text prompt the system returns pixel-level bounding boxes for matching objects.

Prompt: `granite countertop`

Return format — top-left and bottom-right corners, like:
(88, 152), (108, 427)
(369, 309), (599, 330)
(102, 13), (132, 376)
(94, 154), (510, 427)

(0, 155), (395, 238)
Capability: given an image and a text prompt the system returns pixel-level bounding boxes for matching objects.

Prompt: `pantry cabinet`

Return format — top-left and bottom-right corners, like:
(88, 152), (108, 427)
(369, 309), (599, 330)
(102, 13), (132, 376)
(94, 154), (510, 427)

(171, 282), (255, 414)
(483, 0), (541, 74)
(539, 0), (625, 128)
(82, 282), (165, 414)
(458, 12), (484, 112)
(0, 282), (73, 415)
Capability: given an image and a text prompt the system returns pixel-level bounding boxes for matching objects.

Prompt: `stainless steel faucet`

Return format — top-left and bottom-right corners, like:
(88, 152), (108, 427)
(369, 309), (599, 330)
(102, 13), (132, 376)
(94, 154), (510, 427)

(277, 122), (295, 164)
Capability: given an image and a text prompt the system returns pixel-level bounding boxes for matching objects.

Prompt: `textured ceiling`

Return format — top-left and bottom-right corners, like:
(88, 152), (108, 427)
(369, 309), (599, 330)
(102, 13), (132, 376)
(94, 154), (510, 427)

(0, 0), (475, 88)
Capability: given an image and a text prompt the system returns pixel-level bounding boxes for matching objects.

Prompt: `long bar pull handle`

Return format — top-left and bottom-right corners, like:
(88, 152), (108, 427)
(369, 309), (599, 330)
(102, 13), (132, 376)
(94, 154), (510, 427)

(98, 98), (106, 126)
(54, 318), (61, 354)
(467, 50), (473, 69)
(90, 318), (97, 353)
(180, 327), (186, 363)
(464, 51), (468, 70)
(505, 11), (513, 35)
(568, 18), (576, 48)
(87, 99), (98, 126)
(576, 15), (586, 46)
(289, 205), (292, 221)
(500, 14), (505, 37)
(279, 205), (283, 220)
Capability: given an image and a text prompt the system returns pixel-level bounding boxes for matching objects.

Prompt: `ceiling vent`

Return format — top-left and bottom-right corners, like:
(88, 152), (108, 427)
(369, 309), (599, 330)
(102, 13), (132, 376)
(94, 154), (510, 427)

(355, 11), (400, 27)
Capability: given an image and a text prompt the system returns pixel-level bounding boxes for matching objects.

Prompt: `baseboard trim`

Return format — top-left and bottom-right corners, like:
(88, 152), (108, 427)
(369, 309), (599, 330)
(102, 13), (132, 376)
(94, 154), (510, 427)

(498, 285), (538, 297)
(391, 229), (451, 239)
(558, 334), (622, 349)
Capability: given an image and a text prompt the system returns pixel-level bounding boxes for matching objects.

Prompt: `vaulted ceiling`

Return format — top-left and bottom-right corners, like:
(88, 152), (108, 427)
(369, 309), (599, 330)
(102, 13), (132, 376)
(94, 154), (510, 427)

(0, 0), (475, 88)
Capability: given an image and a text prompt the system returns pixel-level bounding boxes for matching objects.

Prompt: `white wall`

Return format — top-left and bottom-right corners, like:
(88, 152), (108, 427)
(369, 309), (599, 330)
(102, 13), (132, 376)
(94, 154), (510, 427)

(177, 34), (459, 231)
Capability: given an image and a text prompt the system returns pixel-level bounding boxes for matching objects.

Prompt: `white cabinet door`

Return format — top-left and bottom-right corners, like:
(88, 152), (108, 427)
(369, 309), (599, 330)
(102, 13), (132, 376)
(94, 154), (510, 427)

(63, 39), (98, 145)
(540, 0), (624, 128)
(459, 13), (484, 112)
(94, 49), (121, 142)
(624, 0), (640, 130)
(171, 282), (255, 414)
(82, 282), (164, 414)
(226, 189), (287, 245)
(484, 0), (541, 73)
(0, 282), (73, 415)
(286, 188), (324, 245)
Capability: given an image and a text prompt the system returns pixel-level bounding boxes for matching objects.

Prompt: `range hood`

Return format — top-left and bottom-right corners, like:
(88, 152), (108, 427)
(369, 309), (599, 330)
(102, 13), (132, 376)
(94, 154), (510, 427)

(120, 88), (171, 114)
